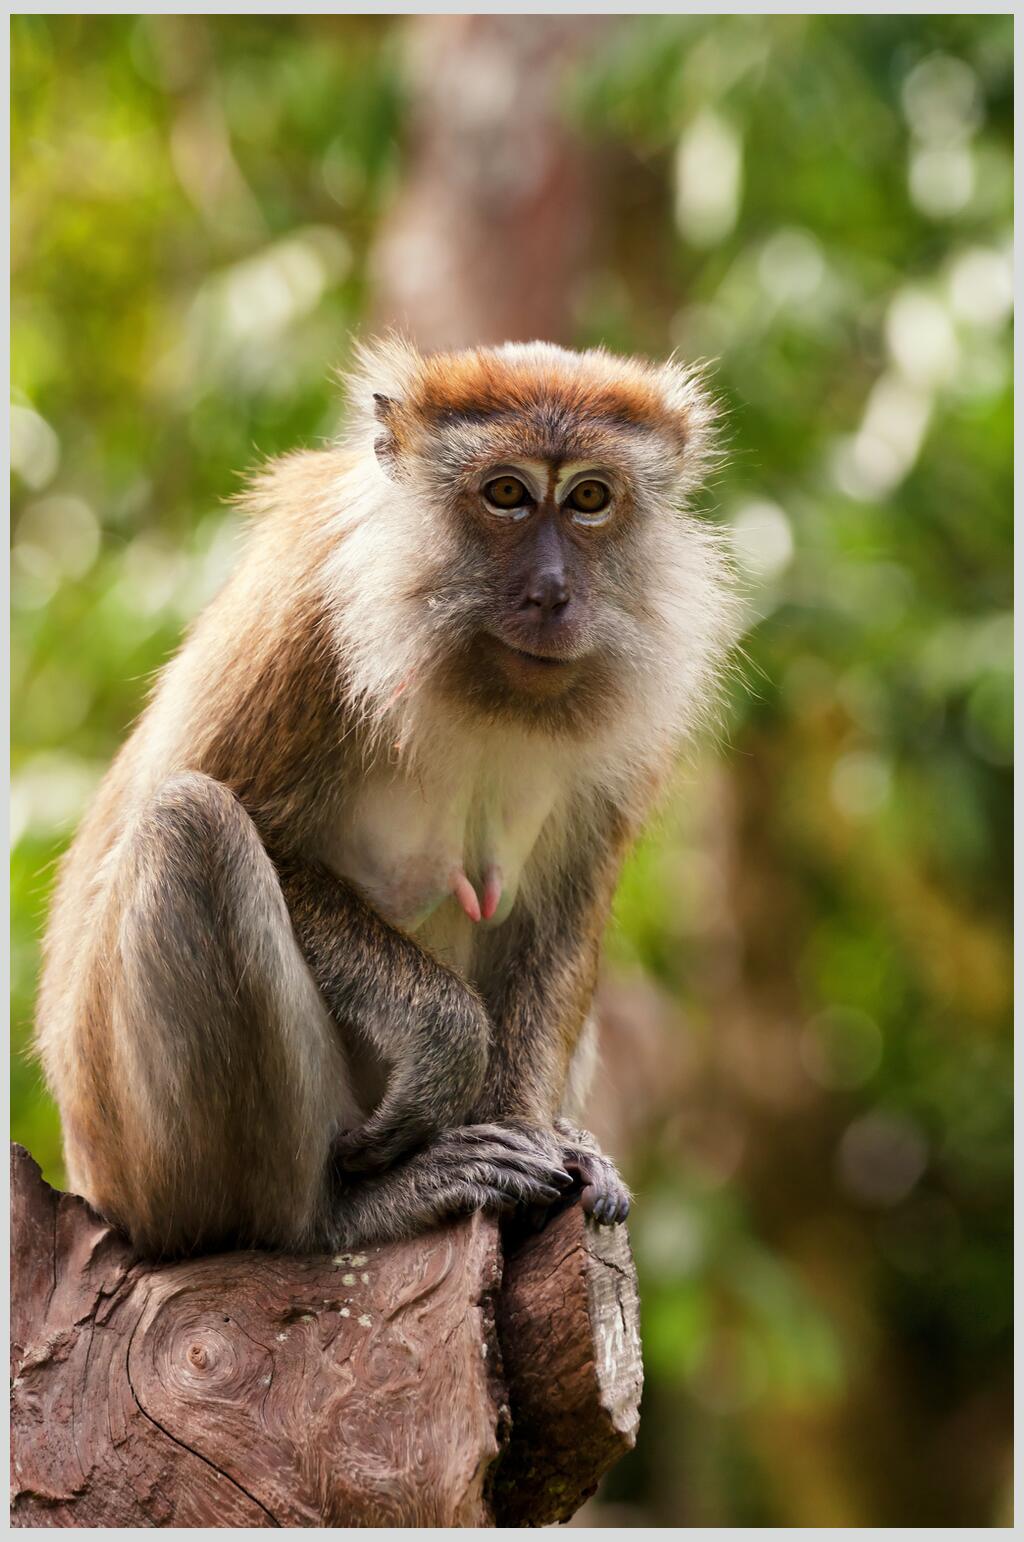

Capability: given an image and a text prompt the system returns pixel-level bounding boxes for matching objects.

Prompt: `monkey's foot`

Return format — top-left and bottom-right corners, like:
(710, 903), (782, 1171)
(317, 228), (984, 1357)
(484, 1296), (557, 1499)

(561, 1147), (631, 1226)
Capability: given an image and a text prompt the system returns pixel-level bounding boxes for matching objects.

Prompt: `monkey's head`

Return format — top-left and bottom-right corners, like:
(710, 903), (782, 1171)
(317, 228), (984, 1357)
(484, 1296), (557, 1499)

(336, 337), (736, 756)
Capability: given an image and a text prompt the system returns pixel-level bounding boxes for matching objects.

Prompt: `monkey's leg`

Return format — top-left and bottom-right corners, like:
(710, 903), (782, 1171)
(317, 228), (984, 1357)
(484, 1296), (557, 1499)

(273, 859), (499, 1175)
(102, 771), (350, 1256)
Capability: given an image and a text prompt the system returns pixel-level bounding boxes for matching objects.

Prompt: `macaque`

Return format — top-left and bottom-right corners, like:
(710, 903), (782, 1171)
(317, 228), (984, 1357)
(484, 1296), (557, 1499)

(35, 338), (735, 1258)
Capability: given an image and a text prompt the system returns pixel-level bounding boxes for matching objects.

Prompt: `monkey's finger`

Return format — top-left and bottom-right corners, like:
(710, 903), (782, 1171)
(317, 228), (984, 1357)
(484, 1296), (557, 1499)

(448, 1122), (553, 1152)
(478, 1187), (525, 1215)
(436, 1183), (517, 1219)
(453, 1121), (570, 1175)
(468, 1156), (573, 1195)
(455, 1180), (552, 1216)
(470, 1168), (565, 1205)
(429, 1129), (572, 1185)
(470, 1165), (566, 1206)
(446, 1123), (511, 1145)
(433, 1143), (573, 1189)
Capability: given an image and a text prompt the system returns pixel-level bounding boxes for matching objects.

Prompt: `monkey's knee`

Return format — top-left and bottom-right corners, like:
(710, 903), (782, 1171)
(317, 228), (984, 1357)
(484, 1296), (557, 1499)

(129, 771), (267, 901)
(117, 771), (280, 1019)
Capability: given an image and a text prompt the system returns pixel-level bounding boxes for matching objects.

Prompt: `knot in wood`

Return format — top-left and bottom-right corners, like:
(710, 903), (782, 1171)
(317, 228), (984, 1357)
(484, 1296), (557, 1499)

(166, 1319), (237, 1395)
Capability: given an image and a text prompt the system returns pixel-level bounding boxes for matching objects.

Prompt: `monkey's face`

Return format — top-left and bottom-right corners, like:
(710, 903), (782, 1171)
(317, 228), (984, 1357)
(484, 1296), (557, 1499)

(357, 340), (731, 737)
(455, 454), (622, 694)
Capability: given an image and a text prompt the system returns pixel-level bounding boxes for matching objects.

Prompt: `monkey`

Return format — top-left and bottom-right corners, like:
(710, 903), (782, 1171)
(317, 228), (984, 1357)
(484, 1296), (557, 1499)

(34, 336), (736, 1259)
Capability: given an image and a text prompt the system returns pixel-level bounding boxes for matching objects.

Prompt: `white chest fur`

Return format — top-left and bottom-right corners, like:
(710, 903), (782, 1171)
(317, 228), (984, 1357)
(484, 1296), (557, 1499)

(324, 731), (568, 965)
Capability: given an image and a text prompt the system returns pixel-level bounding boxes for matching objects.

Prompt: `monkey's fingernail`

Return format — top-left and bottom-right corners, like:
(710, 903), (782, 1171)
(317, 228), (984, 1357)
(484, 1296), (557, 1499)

(481, 865), (503, 922)
(554, 1169), (574, 1189)
(449, 868), (481, 923)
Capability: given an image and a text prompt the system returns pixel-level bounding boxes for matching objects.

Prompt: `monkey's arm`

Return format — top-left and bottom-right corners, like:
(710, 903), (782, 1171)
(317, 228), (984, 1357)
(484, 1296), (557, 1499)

(474, 903), (602, 1124)
(471, 807), (633, 1224)
(274, 856), (493, 1172)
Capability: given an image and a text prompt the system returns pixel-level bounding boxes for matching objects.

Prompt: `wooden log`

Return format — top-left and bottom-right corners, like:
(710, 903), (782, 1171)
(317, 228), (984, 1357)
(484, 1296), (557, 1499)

(10, 1143), (642, 1527)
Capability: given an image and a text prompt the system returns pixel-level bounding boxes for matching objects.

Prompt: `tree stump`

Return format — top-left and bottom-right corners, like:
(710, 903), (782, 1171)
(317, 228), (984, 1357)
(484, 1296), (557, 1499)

(9, 1144), (642, 1527)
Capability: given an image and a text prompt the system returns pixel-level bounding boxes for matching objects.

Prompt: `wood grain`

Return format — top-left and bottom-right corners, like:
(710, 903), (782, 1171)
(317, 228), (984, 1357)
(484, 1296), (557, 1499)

(10, 1144), (641, 1527)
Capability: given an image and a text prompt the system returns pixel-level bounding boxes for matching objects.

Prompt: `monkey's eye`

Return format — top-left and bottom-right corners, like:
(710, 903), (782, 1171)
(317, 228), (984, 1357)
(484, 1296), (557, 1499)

(484, 475), (530, 513)
(565, 479), (611, 524)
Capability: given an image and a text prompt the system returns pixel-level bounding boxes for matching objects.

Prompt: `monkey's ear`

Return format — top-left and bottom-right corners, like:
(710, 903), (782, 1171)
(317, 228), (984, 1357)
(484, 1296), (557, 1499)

(372, 392), (401, 476)
(655, 357), (719, 490)
(339, 333), (423, 477)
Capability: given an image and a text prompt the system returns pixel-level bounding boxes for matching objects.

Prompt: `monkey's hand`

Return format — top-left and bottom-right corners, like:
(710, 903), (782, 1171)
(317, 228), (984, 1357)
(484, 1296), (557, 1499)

(474, 1117), (631, 1229)
(332, 1123), (575, 1236)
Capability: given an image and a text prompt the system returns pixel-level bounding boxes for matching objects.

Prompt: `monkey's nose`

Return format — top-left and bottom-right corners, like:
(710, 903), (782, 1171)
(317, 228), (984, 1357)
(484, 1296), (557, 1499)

(521, 571), (570, 619)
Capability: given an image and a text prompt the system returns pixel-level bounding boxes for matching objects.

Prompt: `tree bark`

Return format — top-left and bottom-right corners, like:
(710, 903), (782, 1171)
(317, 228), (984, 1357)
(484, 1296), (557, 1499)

(9, 1144), (641, 1528)
(370, 15), (605, 351)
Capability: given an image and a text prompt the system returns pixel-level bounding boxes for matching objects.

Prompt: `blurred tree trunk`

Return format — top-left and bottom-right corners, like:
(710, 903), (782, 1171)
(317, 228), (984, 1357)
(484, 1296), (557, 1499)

(370, 15), (604, 350)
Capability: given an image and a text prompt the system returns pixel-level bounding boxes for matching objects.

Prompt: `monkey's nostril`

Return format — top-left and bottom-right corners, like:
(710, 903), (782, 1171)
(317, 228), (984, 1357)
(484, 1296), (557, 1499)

(523, 574), (570, 618)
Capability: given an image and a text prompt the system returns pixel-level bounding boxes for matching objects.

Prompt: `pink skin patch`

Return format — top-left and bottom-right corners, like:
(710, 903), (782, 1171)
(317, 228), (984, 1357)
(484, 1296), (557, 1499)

(449, 867), (482, 924)
(481, 865), (503, 923)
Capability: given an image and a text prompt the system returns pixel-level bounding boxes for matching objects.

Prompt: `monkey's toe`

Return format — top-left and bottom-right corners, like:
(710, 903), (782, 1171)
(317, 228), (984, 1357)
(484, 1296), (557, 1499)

(580, 1182), (630, 1226)
(563, 1149), (631, 1227)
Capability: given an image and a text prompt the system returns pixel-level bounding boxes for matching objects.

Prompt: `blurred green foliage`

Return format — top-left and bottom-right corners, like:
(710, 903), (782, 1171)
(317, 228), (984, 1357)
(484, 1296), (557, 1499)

(11, 14), (1012, 1527)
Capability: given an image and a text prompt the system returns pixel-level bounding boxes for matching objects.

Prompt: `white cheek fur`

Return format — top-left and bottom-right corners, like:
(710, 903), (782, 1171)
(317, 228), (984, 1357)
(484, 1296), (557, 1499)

(324, 335), (737, 859)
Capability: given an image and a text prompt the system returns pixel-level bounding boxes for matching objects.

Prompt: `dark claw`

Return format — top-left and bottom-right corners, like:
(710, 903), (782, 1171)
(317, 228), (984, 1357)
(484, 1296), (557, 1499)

(533, 1183), (564, 1204)
(488, 1190), (520, 1215)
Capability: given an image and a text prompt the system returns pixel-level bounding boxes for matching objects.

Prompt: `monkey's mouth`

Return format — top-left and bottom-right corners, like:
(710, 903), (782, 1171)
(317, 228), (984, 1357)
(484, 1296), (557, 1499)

(485, 633), (583, 696)
(500, 643), (568, 669)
